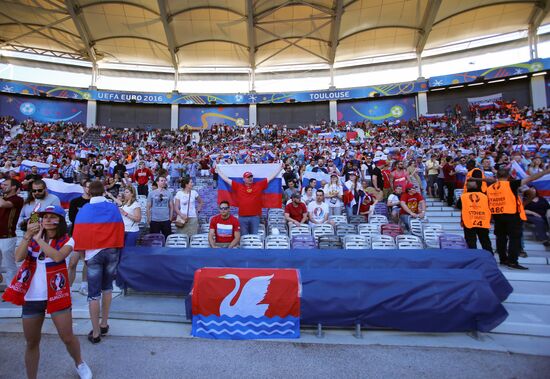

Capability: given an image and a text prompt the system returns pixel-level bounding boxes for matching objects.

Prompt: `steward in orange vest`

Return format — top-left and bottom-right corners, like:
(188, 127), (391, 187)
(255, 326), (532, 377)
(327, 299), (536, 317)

(486, 167), (550, 269)
(457, 181), (493, 253)
(463, 160), (487, 193)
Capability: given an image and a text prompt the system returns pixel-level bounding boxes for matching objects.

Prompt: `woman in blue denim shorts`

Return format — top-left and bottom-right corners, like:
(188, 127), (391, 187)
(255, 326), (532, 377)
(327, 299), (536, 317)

(9, 205), (92, 379)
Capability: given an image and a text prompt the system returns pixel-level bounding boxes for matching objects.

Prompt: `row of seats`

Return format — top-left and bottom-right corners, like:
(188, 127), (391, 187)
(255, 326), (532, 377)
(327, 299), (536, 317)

(139, 230), (468, 250)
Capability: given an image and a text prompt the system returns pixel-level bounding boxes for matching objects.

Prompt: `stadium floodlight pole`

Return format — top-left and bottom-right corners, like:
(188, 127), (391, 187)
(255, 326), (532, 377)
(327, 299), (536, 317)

(417, 53), (423, 79)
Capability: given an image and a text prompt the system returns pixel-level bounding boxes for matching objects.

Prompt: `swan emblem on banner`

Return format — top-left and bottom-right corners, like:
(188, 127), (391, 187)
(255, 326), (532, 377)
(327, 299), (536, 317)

(219, 274), (273, 317)
(191, 268), (301, 340)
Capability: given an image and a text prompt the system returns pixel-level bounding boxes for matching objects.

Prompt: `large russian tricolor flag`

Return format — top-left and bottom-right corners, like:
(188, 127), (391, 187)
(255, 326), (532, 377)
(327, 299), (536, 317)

(73, 201), (124, 251)
(301, 171), (330, 189)
(43, 178), (84, 208)
(217, 164), (282, 209)
(19, 160), (50, 175)
(511, 161), (550, 197)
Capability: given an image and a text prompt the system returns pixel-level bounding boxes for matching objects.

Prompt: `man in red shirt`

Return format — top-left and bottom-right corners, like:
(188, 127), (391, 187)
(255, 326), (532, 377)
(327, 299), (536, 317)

(133, 161), (153, 196)
(284, 193), (308, 227)
(208, 201), (240, 248)
(399, 184), (426, 228)
(0, 178), (24, 284)
(217, 164), (282, 235)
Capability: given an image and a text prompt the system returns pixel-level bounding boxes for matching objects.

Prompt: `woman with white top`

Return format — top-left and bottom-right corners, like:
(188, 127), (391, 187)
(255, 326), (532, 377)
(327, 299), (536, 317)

(119, 186), (141, 246)
(105, 186), (141, 247)
(301, 186), (315, 206)
(174, 177), (203, 237)
(323, 173), (344, 216)
(8, 205), (92, 379)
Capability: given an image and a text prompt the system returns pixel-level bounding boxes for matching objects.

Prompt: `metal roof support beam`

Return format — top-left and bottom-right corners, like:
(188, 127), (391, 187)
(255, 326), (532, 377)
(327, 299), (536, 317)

(246, 0), (256, 70)
(528, 0), (550, 59)
(157, 0), (179, 71)
(257, 15), (332, 25)
(0, 16), (73, 48)
(256, 1), (293, 21)
(295, 0), (334, 15)
(64, 0), (97, 62)
(255, 20), (332, 66)
(328, 0), (344, 65)
(0, 11), (80, 53)
(415, 0), (442, 55)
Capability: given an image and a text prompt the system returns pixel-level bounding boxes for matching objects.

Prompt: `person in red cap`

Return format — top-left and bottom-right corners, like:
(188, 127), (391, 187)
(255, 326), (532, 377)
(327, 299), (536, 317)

(400, 184), (426, 228)
(217, 164), (282, 235)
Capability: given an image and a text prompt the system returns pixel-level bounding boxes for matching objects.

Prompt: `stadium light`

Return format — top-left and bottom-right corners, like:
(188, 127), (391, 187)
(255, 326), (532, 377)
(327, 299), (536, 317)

(509, 75), (528, 80)
(488, 79), (506, 83)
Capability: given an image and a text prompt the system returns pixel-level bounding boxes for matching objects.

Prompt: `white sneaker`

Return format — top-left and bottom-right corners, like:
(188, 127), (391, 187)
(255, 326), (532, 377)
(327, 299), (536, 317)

(79, 285), (88, 296)
(76, 362), (93, 379)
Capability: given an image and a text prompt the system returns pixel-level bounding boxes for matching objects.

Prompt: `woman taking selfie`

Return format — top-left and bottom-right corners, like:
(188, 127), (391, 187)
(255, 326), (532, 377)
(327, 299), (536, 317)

(2, 205), (92, 379)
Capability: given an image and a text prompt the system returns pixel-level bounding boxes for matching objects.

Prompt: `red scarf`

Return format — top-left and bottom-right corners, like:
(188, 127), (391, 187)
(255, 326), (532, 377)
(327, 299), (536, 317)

(2, 237), (72, 314)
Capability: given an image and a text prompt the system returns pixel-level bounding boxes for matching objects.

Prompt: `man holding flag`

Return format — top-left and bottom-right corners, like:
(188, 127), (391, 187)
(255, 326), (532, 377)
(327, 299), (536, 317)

(216, 163), (283, 235)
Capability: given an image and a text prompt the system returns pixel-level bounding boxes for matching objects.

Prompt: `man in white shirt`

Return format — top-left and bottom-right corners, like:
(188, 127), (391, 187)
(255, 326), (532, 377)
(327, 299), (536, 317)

(307, 189), (335, 226)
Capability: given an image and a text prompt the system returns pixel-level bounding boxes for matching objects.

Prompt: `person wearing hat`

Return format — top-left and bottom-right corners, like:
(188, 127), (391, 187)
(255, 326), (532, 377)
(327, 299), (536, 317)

(4, 204), (92, 379)
(284, 192), (308, 227)
(323, 173), (344, 216)
(399, 184), (427, 228)
(217, 164), (283, 235)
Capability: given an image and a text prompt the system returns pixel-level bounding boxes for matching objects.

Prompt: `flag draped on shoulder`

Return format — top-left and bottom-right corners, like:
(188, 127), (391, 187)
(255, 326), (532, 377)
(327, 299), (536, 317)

(43, 178), (84, 208)
(72, 201), (124, 251)
(511, 161), (550, 197)
(217, 164), (282, 208)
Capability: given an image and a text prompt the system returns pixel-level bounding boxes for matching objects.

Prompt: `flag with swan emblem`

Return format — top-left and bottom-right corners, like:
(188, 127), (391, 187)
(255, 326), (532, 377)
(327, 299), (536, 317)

(191, 268), (301, 340)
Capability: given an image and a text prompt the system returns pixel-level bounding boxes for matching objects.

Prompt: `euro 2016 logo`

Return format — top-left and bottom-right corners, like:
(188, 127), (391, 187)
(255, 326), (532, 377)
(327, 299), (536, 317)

(17, 268), (31, 283)
(49, 273), (66, 291)
(469, 193), (481, 208)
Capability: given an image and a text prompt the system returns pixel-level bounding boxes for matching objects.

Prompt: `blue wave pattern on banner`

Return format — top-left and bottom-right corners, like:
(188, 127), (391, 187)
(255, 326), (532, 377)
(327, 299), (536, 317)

(192, 315), (300, 340)
(0, 94), (86, 123)
(337, 96), (416, 124)
(179, 105), (249, 129)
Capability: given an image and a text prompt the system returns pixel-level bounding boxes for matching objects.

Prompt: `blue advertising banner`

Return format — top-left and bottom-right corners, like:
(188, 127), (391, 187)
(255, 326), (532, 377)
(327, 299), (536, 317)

(0, 78), (426, 105)
(337, 96), (417, 124)
(178, 105), (249, 129)
(428, 58), (550, 87)
(0, 93), (86, 123)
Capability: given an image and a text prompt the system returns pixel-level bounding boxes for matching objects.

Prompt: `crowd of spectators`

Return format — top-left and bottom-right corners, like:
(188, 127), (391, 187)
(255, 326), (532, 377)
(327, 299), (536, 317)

(1, 102), (549, 250)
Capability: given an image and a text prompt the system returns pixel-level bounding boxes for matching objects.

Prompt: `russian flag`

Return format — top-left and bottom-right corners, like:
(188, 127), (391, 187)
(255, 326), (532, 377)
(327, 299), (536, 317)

(43, 179), (83, 208)
(19, 160), (50, 175)
(301, 171), (330, 189)
(511, 161), (550, 197)
(108, 161), (138, 176)
(217, 164), (282, 209)
(73, 201), (125, 250)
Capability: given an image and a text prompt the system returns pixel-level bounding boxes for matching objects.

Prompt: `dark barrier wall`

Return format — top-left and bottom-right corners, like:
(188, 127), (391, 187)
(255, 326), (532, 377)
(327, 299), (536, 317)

(337, 96), (417, 124)
(179, 105), (249, 129)
(97, 102), (171, 129)
(0, 93), (86, 124)
(427, 79), (530, 114)
(258, 102), (329, 127)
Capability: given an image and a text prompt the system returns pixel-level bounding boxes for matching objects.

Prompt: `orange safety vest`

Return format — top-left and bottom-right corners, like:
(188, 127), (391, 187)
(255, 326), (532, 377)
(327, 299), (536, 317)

(461, 192), (491, 229)
(486, 180), (527, 221)
(463, 168), (487, 193)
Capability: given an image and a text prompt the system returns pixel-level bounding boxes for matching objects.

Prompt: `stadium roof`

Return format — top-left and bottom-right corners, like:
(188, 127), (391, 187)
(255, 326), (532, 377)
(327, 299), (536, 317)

(0, 0), (548, 71)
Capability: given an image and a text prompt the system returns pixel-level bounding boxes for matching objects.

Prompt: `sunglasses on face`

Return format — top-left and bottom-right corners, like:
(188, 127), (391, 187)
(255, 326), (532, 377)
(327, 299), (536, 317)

(32, 189), (45, 193)
(219, 206), (230, 210)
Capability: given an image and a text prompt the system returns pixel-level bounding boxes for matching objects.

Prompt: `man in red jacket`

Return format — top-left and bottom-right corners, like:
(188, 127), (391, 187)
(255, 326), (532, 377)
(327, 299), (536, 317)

(132, 161), (153, 196)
